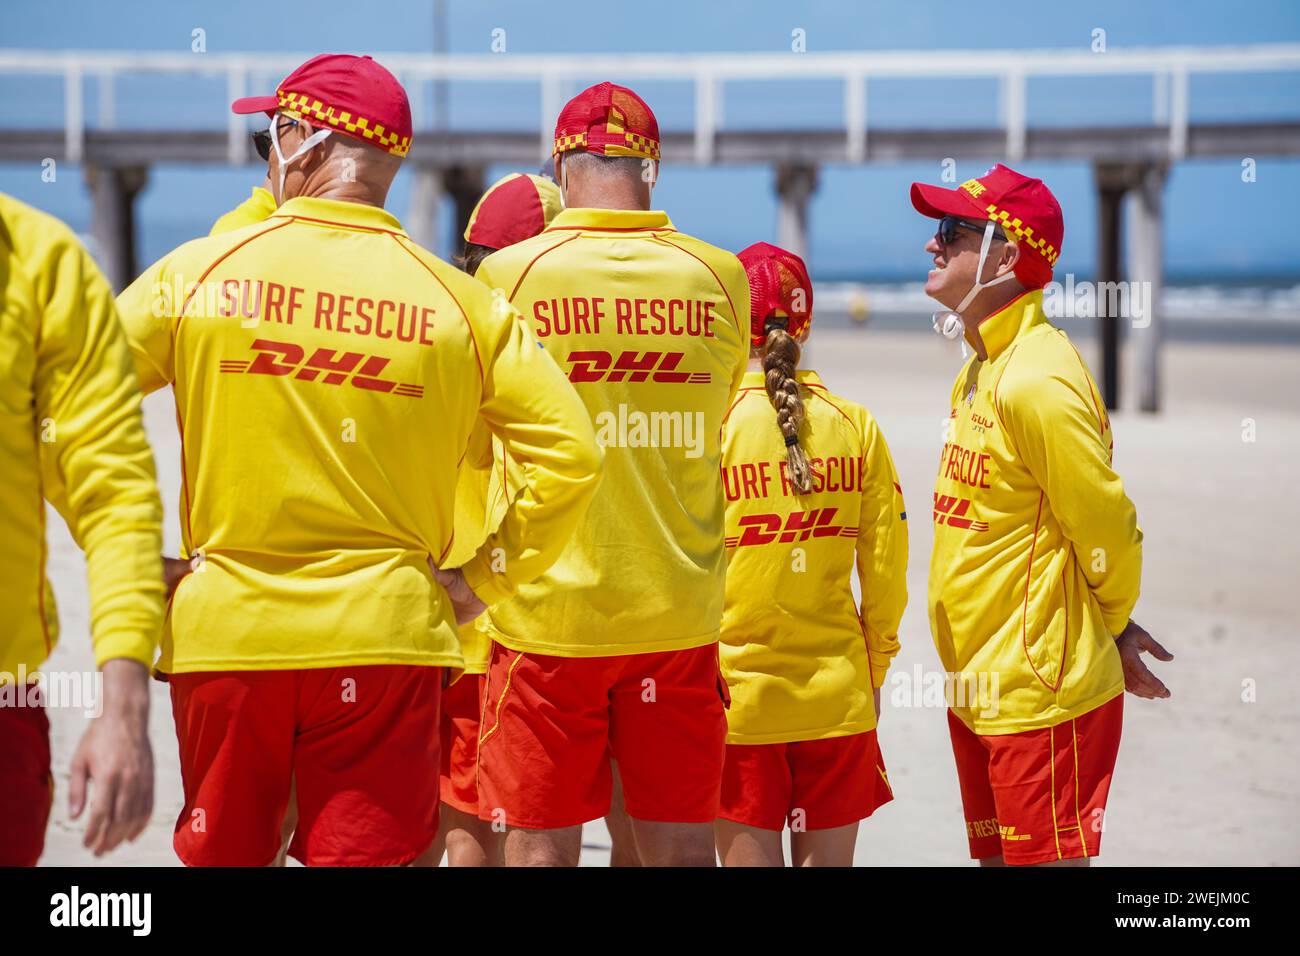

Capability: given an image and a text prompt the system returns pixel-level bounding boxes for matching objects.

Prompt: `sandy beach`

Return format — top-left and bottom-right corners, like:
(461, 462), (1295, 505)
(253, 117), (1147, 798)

(35, 326), (1300, 866)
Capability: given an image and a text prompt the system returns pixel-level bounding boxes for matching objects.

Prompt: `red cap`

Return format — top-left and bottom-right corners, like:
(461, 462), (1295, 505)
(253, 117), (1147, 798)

(553, 82), (660, 160)
(737, 242), (814, 349)
(231, 54), (412, 158)
(910, 163), (1063, 289)
(463, 174), (563, 250)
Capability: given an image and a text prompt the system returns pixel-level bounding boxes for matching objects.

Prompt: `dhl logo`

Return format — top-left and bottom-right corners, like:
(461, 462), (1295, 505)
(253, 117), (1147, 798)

(566, 349), (711, 385)
(220, 339), (424, 398)
(933, 493), (989, 532)
(725, 507), (859, 548)
(998, 824), (1031, 842)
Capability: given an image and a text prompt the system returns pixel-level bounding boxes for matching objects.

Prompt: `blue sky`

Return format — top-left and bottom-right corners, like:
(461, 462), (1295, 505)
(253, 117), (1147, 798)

(2, 0), (1298, 279)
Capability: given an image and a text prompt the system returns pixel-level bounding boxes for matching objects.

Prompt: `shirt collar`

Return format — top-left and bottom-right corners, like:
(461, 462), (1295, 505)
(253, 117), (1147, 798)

(976, 288), (1048, 362)
(272, 197), (406, 234)
(546, 208), (674, 232)
(739, 368), (823, 389)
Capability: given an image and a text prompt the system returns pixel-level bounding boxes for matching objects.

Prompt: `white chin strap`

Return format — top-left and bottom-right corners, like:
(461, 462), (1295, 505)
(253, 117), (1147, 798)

(270, 115), (333, 202)
(932, 219), (1018, 352)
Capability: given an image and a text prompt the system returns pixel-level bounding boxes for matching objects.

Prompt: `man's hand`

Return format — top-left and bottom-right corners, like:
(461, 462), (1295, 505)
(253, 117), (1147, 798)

(431, 564), (487, 626)
(1115, 620), (1173, 700)
(69, 658), (154, 857)
(162, 555), (194, 599)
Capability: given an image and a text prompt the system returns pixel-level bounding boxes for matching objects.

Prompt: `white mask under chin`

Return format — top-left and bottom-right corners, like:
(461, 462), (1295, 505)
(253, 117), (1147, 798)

(930, 218), (1017, 360)
(270, 116), (333, 202)
(932, 311), (965, 340)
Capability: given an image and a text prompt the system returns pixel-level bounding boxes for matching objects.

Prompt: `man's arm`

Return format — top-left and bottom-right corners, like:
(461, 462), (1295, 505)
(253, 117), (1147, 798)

(33, 227), (164, 855)
(855, 414), (909, 692)
(999, 351), (1143, 637)
(453, 278), (604, 606)
(114, 255), (177, 395)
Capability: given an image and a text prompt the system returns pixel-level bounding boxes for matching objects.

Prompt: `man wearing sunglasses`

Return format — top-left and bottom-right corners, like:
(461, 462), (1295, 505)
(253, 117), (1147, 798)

(210, 105), (368, 238)
(911, 164), (1172, 867)
(113, 53), (603, 867)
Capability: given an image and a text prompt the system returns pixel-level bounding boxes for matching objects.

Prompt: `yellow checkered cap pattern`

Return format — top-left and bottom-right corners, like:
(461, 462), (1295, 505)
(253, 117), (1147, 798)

(623, 132), (661, 160)
(984, 203), (1060, 266)
(552, 130), (660, 160)
(552, 132), (588, 155)
(278, 90), (412, 157)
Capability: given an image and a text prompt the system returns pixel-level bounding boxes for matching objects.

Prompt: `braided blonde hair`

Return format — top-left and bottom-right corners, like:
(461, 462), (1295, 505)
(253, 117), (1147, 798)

(761, 325), (812, 494)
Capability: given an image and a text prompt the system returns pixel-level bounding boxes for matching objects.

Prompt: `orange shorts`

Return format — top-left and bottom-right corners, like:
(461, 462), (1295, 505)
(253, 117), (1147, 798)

(477, 640), (728, 829)
(0, 692), (52, 867)
(440, 672), (484, 815)
(947, 693), (1123, 865)
(719, 730), (893, 832)
(169, 664), (442, 867)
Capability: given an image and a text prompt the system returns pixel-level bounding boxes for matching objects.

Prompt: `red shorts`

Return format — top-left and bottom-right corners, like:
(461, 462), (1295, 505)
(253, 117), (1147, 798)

(718, 730), (893, 832)
(948, 694), (1123, 865)
(477, 641), (728, 829)
(0, 692), (52, 866)
(169, 664), (442, 867)
(440, 673), (484, 815)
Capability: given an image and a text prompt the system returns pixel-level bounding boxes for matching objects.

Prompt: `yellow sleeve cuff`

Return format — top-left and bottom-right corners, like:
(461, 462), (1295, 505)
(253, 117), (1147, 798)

(870, 662), (891, 689)
(1104, 612), (1133, 639)
(460, 549), (513, 607)
(93, 631), (157, 670)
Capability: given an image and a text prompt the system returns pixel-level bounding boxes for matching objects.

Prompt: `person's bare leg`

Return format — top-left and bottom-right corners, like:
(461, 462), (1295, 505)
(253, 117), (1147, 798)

(629, 819), (716, 867)
(503, 825), (583, 867)
(605, 759), (641, 866)
(714, 819), (783, 867)
(410, 836), (443, 866)
(790, 822), (858, 867)
(442, 805), (496, 867)
(271, 777), (298, 867)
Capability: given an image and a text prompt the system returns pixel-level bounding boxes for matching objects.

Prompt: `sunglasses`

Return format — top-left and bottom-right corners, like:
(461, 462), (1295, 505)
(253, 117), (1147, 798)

(937, 215), (1007, 247)
(250, 118), (300, 161)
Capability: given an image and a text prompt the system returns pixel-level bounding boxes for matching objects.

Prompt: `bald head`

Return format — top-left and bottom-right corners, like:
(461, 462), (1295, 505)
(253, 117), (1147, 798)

(553, 151), (657, 211)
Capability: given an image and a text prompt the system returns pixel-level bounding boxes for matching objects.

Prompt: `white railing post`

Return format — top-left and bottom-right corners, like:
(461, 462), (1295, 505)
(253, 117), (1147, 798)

(695, 70), (717, 164)
(65, 60), (83, 162)
(227, 62), (247, 165)
(540, 71), (562, 163)
(845, 70), (866, 162)
(1169, 65), (1189, 158)
(1003, 68), (1026, 161)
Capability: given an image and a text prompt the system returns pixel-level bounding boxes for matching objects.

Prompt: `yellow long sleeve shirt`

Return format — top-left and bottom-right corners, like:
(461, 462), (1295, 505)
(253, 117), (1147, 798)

(115, 196), (602, 673)
(443, 421), (498, 674)
(719, 370), (908, 743)
(929, 289), (1140, 734)
(206, 189), (499, 677)
(473, 207), (749, 657)
(0, 193), (164, 676)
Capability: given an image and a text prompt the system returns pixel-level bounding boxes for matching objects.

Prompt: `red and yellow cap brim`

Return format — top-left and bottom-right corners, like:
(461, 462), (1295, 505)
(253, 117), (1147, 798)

(276, 89), (412, 158)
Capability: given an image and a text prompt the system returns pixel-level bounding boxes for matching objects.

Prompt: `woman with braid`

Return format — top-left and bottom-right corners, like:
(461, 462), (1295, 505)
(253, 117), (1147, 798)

(714, 242), (909, 866)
